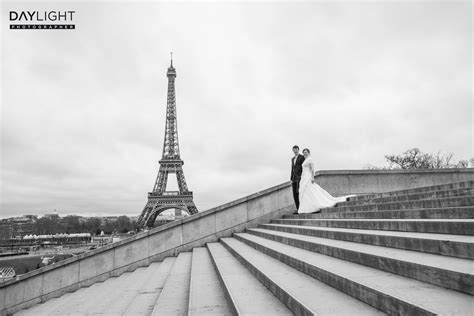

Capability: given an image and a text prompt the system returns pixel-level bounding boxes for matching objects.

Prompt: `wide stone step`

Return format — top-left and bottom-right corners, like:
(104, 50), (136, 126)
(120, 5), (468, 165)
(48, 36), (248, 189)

(14, 283), (92, 315)
(15, 288), (82, 315)
(245, 228), (474, 294)
(42, 269), (136, 315)
(88, 264), (160, 314)
(284, 206), (474, 220)
(271, 218), (474, 235)
(15, 258), (177, 316)
(231, 233), (473, 315)
(206, 242), (292, 315)
(151, 252), (192, 316)
(73, 264), (152, 314)
(188, 247), (232, 315)
(259, 223), (474, 259)
(322, 196), (474, 214)
(339, 187), (474, 207)
(219, 238), (383, 316)
(348, 181), (473, 203)
(123, 257), (176, 315)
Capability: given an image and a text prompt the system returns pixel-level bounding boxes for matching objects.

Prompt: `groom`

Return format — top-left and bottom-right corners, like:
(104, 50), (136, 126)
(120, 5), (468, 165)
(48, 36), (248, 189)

(290, 145), (305, 212)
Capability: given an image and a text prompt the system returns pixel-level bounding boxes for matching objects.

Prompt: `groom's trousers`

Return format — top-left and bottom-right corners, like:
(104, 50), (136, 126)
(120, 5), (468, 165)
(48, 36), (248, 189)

(292, 181), (300, 209)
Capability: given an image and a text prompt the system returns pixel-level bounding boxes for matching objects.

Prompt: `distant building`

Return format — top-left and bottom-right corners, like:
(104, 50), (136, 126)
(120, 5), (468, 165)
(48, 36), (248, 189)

(0, 216), (38, 240)
(153, 213), (175, 227)
(175, 209), (182, 218)
(43, 210), (60, 218)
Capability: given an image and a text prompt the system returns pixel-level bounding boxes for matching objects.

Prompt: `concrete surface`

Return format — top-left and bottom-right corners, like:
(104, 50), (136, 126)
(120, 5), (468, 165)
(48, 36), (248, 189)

(340, 187), (474, 206)
(231, 233), (473, 315)
(272, 218), (474, 235)
(207, 242), (291, 315)
(220, 237), (383, 316)
(6, 179), (473, 316)
(188, 247), (232, 315)
(246, 228), (474, 294)
(285, 206), (474, 220)
(151, 252), (192, 316)
(260, 223), (474, 259)
(315, 170), (474, 196)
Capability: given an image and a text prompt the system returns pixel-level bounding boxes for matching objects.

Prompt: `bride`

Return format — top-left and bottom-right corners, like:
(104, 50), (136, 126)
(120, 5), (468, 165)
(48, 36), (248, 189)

(297, 148), (354, 214)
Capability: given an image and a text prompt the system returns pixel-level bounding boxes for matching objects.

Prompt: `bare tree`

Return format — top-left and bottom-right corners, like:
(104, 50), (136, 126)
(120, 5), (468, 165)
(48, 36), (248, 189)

(384, 148), (432, 169)
(457, 160), (469, 168)
(367, 148), (468, 170)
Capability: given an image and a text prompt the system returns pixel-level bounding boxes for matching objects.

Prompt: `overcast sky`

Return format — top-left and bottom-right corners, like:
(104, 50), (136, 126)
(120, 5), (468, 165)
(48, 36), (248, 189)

(0, 1), (472, 218)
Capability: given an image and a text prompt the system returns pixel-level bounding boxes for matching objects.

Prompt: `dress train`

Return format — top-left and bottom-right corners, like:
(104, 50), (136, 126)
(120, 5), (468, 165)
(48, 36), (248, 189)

(298, 156), (355, 214)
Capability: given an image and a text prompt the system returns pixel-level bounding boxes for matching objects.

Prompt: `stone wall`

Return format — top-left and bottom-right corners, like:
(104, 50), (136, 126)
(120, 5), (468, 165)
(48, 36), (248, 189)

(315, 168), (474, 196)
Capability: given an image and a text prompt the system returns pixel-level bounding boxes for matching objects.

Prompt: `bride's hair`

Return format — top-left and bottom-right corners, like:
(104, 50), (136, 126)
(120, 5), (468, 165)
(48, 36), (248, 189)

(303, 148), (310, 154)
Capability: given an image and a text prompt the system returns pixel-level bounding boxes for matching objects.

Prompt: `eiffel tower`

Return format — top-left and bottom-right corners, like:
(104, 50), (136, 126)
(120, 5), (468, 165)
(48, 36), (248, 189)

(137, 55), (198, 229)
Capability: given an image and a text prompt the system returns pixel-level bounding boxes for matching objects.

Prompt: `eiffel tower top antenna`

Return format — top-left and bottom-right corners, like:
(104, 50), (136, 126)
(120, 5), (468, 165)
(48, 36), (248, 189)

(170, 52), (173, 67)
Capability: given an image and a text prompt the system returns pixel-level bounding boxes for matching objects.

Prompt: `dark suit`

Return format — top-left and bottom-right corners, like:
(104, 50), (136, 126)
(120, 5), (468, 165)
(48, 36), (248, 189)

(291, 154), (305, 209)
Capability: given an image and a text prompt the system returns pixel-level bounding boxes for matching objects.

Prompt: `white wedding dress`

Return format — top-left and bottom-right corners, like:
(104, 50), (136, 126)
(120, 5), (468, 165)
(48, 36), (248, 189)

(298, 156), (353, 214)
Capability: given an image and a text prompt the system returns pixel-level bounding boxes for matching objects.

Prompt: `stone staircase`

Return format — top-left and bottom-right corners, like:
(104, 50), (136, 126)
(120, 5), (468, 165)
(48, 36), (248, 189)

(16, 181), (474, 315)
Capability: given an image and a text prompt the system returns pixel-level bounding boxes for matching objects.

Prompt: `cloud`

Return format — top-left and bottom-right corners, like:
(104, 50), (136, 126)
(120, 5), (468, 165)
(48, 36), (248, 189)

(0, 1), (472, 218)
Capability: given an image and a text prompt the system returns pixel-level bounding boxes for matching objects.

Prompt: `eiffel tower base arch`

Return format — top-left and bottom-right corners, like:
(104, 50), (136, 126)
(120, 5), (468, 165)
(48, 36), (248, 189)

(138, 194), (198, 228)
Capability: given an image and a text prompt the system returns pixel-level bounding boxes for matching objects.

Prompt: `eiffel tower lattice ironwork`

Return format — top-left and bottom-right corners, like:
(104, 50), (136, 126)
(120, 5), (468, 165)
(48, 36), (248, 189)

(137, 55), (198, 229)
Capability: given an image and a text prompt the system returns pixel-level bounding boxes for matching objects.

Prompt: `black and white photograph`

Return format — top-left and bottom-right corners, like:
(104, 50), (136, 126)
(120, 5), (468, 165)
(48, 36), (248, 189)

(1, 0), (473, 315)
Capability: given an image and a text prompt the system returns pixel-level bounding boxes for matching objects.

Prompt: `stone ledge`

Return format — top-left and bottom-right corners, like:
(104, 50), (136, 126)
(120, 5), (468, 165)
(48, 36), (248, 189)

(315, 169), (474, 176)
